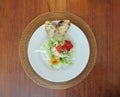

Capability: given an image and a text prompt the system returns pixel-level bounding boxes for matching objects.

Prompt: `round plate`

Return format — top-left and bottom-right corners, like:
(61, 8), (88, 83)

(28, 22), (90, 82)
(19, 12), (97, 89)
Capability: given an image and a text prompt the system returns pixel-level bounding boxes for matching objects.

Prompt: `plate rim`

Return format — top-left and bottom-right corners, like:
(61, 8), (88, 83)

(19, 11), (97, 89)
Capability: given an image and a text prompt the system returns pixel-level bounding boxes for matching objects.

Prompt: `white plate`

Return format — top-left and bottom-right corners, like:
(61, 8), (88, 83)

(28, 22), (90, 82)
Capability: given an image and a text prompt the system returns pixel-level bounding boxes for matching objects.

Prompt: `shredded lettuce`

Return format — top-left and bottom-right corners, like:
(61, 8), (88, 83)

(43, 36), (74, 69)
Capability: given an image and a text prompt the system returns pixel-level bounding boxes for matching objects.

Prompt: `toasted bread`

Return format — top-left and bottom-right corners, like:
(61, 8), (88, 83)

(57, 20), (71, 36)
(45, 21), (57, 37)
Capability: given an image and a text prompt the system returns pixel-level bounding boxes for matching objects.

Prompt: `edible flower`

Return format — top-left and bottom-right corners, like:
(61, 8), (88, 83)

(51, 57), (60, 65)
(62, 40), (73, 51)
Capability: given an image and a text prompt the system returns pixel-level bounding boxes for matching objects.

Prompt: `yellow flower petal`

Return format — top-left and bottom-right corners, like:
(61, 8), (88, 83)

(51, 57), (59, 65)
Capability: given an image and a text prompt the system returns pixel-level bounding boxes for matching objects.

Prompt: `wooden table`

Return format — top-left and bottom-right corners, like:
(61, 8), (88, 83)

(0, 0), (120, 97)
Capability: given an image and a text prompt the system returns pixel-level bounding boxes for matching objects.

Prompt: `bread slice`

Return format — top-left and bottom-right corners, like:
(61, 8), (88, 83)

(57, 20), (71, 36)
(45, 21), (57, 37)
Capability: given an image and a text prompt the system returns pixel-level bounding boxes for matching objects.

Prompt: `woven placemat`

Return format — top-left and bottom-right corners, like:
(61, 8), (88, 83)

(19, 12), (97, 89)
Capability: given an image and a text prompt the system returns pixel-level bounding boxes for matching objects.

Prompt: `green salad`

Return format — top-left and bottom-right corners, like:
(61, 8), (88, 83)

(43, 36), (74, 69)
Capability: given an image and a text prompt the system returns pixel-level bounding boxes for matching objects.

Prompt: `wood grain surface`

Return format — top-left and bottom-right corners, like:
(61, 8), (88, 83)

(0, 0), (120, 97)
